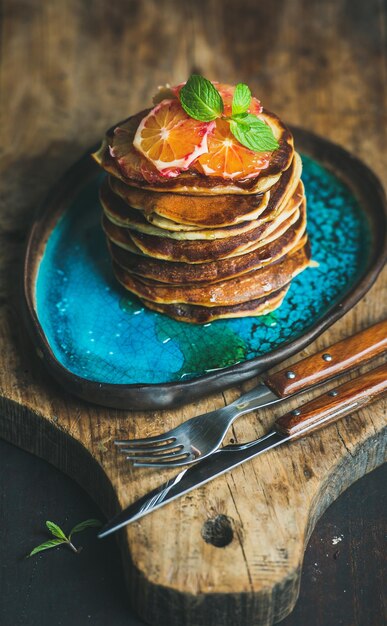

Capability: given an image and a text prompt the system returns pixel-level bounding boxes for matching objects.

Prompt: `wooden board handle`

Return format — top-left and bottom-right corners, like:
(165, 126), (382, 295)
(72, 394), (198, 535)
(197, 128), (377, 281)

(263, 319), (387, 397)
(274, 362), (387, 439)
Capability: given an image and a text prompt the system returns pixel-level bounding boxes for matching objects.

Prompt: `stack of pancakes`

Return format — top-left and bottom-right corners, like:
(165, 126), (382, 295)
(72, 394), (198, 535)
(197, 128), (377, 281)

(93, 109), (311, 323)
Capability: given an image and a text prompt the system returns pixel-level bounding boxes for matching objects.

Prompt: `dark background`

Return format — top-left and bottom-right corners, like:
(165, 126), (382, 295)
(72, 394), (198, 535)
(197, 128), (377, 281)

(0, 0), (386, 624)
(1, 439), (386, 626)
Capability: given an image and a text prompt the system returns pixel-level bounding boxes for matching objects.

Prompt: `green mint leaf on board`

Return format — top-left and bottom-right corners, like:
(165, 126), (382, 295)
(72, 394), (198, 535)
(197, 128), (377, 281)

(28, 518), (102, 558)
(230, 114), (279, 152)
(232, 83), (251, 116)
(46, 520), (68, 541)
(180, 74), (223, 121)
(28, 539), (65, 558)
(69, 519), (102, 539)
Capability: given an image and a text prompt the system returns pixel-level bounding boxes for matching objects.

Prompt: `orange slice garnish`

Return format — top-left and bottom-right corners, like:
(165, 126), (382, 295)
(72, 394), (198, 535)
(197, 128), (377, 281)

(109, 113), (166, 184)
(133, 99), (215, 177)
(196, 118), (271, 180)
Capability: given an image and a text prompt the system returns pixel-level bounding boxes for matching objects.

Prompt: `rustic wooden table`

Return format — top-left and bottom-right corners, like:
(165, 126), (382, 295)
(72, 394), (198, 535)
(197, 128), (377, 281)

(0, 1), (386, 625)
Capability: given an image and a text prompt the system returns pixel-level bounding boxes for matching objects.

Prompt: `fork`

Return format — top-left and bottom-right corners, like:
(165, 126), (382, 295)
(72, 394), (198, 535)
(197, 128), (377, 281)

(115, 320), (387, 467)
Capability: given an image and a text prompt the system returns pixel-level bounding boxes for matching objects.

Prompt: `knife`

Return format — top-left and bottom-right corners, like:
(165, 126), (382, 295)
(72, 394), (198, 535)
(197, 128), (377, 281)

(99, 361), (387, 538)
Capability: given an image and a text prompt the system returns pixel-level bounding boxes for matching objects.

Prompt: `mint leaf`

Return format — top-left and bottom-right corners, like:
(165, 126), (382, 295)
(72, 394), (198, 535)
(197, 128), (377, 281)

(230, 114), (279, 151)
(69, 518), (102, 539)
(232, 83), (251, 116)
(27, 517), (102, 559)
(180, 75), (223, 121)
(232, 112), (248, 120)
(46, 521), (68, 541)
(28, 539), (65, 557)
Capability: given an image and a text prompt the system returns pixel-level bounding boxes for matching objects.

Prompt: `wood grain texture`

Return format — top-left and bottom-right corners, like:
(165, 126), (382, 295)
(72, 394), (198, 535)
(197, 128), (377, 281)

(0, 1), (386, 626)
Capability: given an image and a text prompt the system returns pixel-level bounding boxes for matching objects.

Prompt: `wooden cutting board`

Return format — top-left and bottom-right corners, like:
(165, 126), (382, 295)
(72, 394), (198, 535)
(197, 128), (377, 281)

(1, 1), (386, 623)
(1, 294), (386, 625)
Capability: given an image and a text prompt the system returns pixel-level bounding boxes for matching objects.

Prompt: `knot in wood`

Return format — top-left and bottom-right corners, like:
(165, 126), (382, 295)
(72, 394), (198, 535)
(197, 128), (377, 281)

(201, 514), (233, 548)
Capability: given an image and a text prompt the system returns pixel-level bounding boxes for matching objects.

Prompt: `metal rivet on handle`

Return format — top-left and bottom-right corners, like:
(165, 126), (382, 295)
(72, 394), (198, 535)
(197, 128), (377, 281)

(286, 371), (296, 379)
(328, 390), (339, 397)
(322, 353), (333, 362)
(291, 409), (301, 416)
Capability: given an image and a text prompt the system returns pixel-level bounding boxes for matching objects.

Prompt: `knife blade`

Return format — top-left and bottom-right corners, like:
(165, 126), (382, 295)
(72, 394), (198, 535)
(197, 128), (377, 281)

(99, 431), (285, 537)
(99, 362), (387, 538)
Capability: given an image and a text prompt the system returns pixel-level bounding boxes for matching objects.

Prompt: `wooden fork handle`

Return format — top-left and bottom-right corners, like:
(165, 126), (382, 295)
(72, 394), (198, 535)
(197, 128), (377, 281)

(263, 319), (387, 397)
(274, 362), (387, 439)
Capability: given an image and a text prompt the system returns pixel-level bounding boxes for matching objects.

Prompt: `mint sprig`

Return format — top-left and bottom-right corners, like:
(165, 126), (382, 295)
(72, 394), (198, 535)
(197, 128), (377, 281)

(179, 74), (279, 153)
(230, 114), (279, 151)
(29, 539), (65, 557)
(180, 74), (223, 122)
(232, 83), (251, 116)
(28, 519), (102, 558)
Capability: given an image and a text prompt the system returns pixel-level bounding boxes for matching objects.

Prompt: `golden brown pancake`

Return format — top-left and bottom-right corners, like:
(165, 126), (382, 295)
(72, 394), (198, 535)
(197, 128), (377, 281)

(102, 217), (142, 254)
(109, 205), (307, 285)
(231, 202), (302, 256)
(113, 240), (311, 307)
(101, 178), (275, 240)
(92, 109), (294, 195)
(141, 286), (290, 323)
(103, 184), (304, 263)
(102, 201), (303, 266)
(109, 151), (301, 229)
(100, 172), (303, 241)
(94, 90), (311, 323)
(110, 178), (270, 228)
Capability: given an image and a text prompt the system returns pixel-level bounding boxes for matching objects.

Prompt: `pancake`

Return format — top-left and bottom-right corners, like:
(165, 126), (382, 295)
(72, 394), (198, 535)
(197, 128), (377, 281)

(102, 217), (143, 254)
(113, 240), (311, 307)
(141, 285), (290, 323)
(100, 170), (303, 241)
(109, 204), (307, 285)
(109, 151), (300, 228)
(94, 86), (311, 323)
(232, 200), (302, 256)
(110, 178), (270, 228)
(105, 185), (303, 263)
(103, 193), (303, 264)
(92, 108), (294, 195)
(101, 178), (275, 240)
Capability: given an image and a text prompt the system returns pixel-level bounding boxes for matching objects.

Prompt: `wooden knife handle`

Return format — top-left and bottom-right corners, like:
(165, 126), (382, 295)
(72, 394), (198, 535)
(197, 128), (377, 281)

(263, 319), (387, 398)
(274, 362), (387, 439)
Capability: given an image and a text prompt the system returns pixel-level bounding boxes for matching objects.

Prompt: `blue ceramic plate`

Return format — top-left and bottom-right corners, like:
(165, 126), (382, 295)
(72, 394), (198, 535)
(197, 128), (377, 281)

(24, 129), (386, 409)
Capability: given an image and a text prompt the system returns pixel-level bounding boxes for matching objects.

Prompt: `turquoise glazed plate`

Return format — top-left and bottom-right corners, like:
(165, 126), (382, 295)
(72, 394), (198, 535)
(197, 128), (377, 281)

(23, 129), (387, 409)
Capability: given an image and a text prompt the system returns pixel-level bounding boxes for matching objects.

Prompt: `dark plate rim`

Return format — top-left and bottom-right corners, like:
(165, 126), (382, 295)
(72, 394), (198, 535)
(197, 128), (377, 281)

(22, 127), (387, 410)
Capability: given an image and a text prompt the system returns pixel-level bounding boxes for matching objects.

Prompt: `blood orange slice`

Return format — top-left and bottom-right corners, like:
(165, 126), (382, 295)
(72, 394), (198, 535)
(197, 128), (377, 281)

(109, 113), (166, 184)
(196, 118), (271, 180)
(133, 99), (214, 176)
